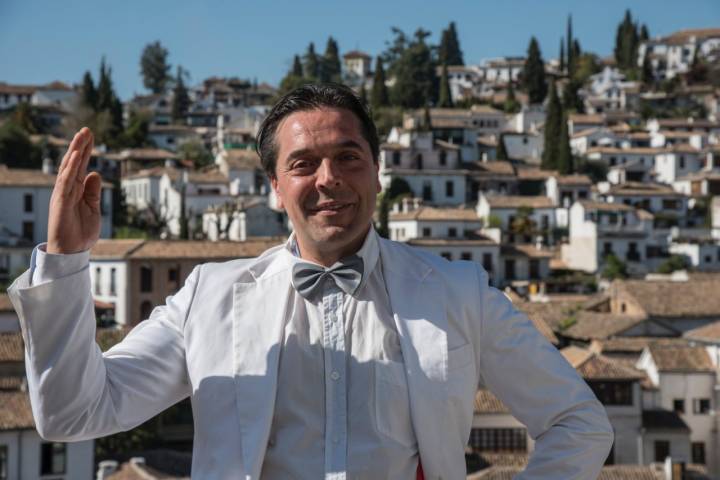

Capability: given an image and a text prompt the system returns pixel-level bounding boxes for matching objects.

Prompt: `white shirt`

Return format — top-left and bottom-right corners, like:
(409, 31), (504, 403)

(263, 228), (418, 479)
(29, 228), (420, 480)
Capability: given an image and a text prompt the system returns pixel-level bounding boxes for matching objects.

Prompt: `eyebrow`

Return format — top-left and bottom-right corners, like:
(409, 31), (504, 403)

(286, 140), (366, 161)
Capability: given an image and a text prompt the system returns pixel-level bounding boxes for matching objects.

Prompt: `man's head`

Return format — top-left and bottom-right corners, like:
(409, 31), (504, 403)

(256, 84), (381, 264)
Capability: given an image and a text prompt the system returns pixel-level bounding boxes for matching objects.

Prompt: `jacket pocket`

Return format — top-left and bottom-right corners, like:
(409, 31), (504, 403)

(374, 360), (416, 448)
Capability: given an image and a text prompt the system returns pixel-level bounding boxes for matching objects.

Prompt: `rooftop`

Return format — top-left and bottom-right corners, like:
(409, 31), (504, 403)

(616, 276), (720, 318)
(483, 195), (554, 209)
(561, 346), (644, 380)
(647, 344), (716, 373)
(0, 391), (34, 431)
(642, 409), (690, 431)
(390, 206), (480, 222)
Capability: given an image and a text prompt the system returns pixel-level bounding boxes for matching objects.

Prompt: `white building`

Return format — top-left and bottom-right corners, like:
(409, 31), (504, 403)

(638, 28), (720, 81)
(343, 50), (372, 80)
(476, 193), (556, 243)
(636, 344), (719, 474)
(582, 66), (640, 113)
(388, 201), (482, 242)
(668, 239), (720, 271)
(654, 145), (704, 184)
(570, 127), (618, 156)
(147, 125), (200, 152)
(501, 132), (543, 163)
(598, 182), (691, 229)
(545, 174), (592, 228)
(203, 199), (286, 241)
(0, 165), (113, 246)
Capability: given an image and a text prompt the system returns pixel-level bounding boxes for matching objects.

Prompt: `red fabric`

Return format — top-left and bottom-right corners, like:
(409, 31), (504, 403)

(417, 461), (424, 480)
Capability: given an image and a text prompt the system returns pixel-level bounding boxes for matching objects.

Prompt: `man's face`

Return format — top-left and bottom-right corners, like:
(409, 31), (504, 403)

(271, 107), (381, 258)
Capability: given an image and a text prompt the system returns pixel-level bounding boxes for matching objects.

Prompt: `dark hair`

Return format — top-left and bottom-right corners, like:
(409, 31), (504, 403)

(255, 83), (379, 179)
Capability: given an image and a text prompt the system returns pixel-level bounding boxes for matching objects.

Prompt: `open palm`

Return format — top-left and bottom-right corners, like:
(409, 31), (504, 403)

(47, 127), (103, 254)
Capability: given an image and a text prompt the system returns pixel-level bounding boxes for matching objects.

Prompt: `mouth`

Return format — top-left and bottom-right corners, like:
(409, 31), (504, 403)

(308, 202), (353, 215)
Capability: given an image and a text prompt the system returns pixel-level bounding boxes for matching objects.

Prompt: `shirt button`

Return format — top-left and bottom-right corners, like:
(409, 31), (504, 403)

(331, 371), (340, 380)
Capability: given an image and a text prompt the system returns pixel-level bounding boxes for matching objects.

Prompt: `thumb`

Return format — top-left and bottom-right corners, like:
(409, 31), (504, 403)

(83, 172), (103, 208)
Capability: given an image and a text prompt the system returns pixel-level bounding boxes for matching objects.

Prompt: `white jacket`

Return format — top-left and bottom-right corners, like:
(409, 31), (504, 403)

(9, 237), (613, 479)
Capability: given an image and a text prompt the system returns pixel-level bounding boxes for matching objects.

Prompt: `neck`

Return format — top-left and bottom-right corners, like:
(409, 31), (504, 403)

(295, 225), (370, 267)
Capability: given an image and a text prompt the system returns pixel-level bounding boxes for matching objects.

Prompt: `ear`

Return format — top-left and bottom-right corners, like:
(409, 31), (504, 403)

(271, 176), (284, 210)
(373, 161), (381, 194)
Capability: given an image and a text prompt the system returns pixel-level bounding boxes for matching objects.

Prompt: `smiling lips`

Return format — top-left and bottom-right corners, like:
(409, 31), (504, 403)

(308, 202), (353, 215)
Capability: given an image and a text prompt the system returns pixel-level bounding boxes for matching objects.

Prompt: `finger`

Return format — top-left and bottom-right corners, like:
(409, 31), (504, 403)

(83, 172), (103, 210)
(59, 128), (89, 175)
(55, 150), (82, 199)
(77, 130), (95, 180)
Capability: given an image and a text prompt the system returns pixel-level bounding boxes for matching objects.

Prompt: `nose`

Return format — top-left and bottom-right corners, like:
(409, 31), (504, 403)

(315, 158), (342, 190)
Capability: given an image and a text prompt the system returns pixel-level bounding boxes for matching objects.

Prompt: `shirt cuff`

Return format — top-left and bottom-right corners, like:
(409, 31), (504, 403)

(30, 243), (90, 286)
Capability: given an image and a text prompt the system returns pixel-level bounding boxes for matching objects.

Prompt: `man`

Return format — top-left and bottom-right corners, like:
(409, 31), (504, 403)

(9, 84), (613, 479)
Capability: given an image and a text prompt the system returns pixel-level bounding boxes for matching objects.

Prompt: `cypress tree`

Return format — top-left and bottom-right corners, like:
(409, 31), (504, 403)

(292, 55), (303, 77)
(81, 71), (97, 110)
(504, 81), (520, 113)
(439, 22), (464, 66)
(171, 66), (190, 123)
(614, 10), (640, 71)
(566, 15), (574, 75)
(542, 81), (561, 170)
(97, 57), (114, 112)
(640, 24), (650, 42)
(556, 110), (573, 174)
(303, 43), (319, 80)
(562, 79), (583, 113)
(322, 37), (342, 83)
(359, 83), (368, 104)
(438, 62), (453, 108)
(370, 57), (389, 109)
(559, 38), (565, 74)
(641, 52), (654, 85)
(522, 37), (547, 104)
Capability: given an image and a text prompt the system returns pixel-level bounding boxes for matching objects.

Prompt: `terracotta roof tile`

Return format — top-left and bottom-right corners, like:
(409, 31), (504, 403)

(0, 332), (23, 362)
(616, 276), (720, 318)
(90, 239), (146, 259)
(578, 201), (634, 212)
(484, 195), (554, 209)
(555, 174), (592, 185)
(648, 344), (716, 373)
(222, 149), (262, 171)
(128, 239), (283, 260)
(0, 165), (56, 187)
(474, 389), (509, 413)
(0, 294), (13, 313)
(561, 346), (645, 380)
(406, 237), (496, 247)
(0, 390), (34, 430)
(389, 206), (480, 222)
(684, 320), (720, 342)
(563, 312), (648, 340)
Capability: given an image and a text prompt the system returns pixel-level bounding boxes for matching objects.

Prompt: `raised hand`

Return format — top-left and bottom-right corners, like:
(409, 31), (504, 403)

(47, 127), (103, 254)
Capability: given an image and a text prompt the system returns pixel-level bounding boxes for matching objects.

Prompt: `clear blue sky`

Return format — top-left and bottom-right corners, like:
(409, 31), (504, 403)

(1, 0), (718, 100)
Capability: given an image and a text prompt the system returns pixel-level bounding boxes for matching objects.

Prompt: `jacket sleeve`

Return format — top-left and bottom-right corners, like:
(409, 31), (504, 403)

(475, 266), (614, 479)
(7, 261), (198, 442)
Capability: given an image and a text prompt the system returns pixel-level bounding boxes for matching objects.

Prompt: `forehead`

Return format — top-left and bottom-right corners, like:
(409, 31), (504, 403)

(275, 107), (367, 155)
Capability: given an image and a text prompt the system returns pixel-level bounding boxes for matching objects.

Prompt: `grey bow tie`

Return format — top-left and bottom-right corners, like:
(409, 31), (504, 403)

(291, 255), (364, 299)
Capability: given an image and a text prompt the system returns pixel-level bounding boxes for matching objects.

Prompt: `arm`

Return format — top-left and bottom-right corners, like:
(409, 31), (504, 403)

(475, 267), (613, 479)
(8, 251), (198, 441)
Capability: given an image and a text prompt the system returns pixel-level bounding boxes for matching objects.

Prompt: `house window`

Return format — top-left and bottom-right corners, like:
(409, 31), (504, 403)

(422, 182), (433, 201)
(40, 442), (66, 475)
(422, 227), (431, 237)
(603, 242), (613, 257)
(705, 255), (712, 264)
(415, 153), (423, 170)
(679, 156), (685, 169)
(448, 227), (457, 238)
(140, 265), (153, 292)
(392, 151), (401, 166)
(95, 267), (102, 295)
(440, 252), (452, 260)
(609, 156), (617, 166)
(578, 191), (588, 199)
(627, 242), (640, 262)
(529, 259), (540, 279)
(673, 399), (685, 413)
(445, 181), (454, 198)
(0, 445), (7, 480)
(483, 253), (493, 273)
(468, 428), (527, 452)
(439, 150), (447, 166)
(140, 300), (153, 320)
(505, 259), (516, 280)
(110, 267), (117, 296)
(461, 252), (472, 261)
(22, 221), (34, 242)
(693, 398), (710, 414)
(692, 442), (706, 464)
(24, 193), (33, 213)
(654, 440), (670, 462)
(588, 381), (633, 405)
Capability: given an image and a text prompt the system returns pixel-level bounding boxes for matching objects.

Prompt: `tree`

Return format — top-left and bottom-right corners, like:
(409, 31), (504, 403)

(303, 42), (320, 80)
(541, 81), (561, 170)
(522, 37), (547, 104)
(439, 21), (464, 66)
(496, 134), (509, 160)
(562, 79), (583, 113)
(95, 58), (124, 145)
(559, 38), (565, 74)
(178, 140), (213, 169)
(292, 54), (303, 77)
(388, 28), (437, 108)
(0, 121), (42, 168)
(510, 206), (537, 238)
(438, 62), (453, 108)
(556, 111), (573, 174)
(140, 41), (172, 94)
(278, 55), (309, 96)
(566, 15), (574, 75)
(359, 83), (368, 104)
(370, 57), (389, 110)
(118, 110), (152, 148)
(321, 37), (342, 83)
(602, 254), (628, 279)
(171, 66), (190, 123)
(614, 10), (640, 72)
(657, 255), (688, 274)
(503, 81), (520, 113)
(80, 71), (97, 110)
(641, 51), (654, 85)
(13, 102), (38, 134)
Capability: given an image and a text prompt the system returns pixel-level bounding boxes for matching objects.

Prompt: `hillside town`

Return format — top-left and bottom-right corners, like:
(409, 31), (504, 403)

(1, 12), (720, 480)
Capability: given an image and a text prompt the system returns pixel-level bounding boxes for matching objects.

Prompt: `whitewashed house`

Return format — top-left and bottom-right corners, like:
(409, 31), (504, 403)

(147, 125), (200, 152)
(638, 28), (720, 80)
(388, 201), (482, 242)
(545, 174), (592, 228)
(582, 67), (640, 113)
(202, 199), (286, 241)
(476, 193), (556, 243)
(570, 127), (618, 156)
(636, 344), (719, 474)
(654, 145), (704, 184)
(598, 182), (690, 229)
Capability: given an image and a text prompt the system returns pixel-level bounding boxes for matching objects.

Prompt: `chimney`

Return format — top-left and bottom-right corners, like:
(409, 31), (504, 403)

(42, 157), (54, 174)
(96, 460), (118, 480)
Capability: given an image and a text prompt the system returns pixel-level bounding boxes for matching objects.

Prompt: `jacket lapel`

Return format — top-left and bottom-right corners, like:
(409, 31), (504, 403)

(232, 257), (293, 479)
(378, 238), (457, 478)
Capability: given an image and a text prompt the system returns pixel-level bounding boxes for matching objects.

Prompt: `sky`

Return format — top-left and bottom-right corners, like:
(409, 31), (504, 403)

(1, 0), (719, 100)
